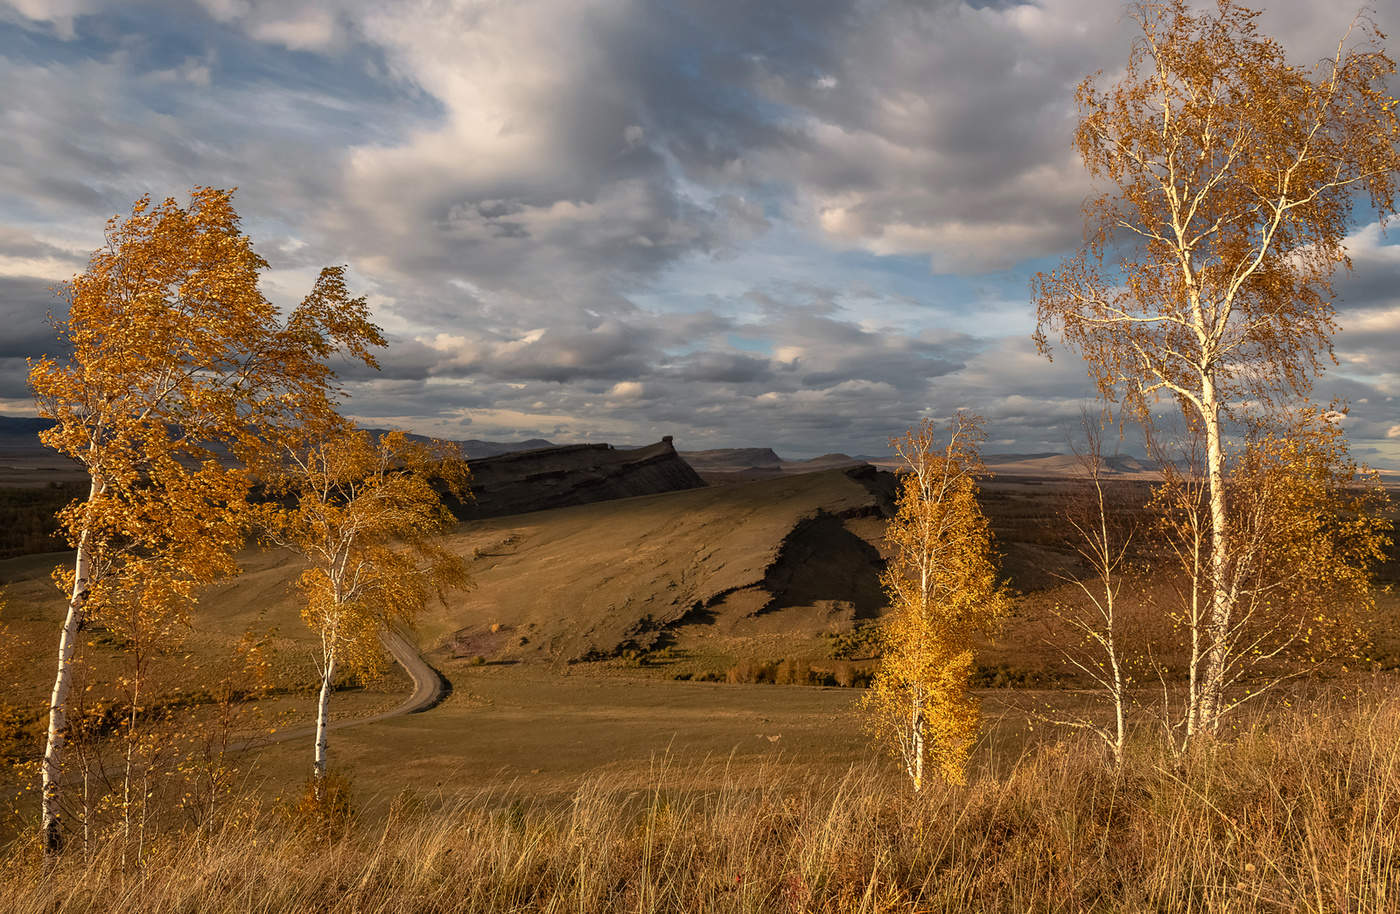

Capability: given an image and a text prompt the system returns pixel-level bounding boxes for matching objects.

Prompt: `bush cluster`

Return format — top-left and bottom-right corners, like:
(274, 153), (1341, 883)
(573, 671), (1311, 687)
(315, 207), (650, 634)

(721, 658), (872, 688)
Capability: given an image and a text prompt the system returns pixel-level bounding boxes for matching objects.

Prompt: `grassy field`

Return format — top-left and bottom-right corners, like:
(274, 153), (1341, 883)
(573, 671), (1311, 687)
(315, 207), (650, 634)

(3, 683), (1399, 912)
(224, 662), (1097, 808)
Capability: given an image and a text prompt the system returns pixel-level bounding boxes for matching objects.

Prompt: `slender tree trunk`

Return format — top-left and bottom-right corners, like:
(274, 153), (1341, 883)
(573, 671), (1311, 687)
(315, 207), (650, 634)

(1108, 637), (1125, 767)
(122, 665), (142, 864)
(313, 646), (337, 789)
(909, 691), (925, 793)
(1197, 380), (1232, 736)
(41, 475), (101, 853)
(81, 766), (89, 859)
(138, 769), (148, 865)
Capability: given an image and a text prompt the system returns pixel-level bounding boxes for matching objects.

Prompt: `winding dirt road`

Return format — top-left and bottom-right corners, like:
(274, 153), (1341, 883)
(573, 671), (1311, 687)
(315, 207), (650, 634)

(251, 627), (448, 750)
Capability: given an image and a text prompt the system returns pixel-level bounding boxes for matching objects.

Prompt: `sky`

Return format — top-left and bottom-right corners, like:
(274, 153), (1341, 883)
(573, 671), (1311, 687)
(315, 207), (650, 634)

(0, 0), (1398, 464)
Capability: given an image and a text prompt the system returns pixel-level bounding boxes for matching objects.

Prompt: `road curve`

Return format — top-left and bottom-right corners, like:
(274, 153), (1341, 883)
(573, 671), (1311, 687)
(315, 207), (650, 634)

(374, 627), (450, 718)
(245, 627), (449, 750)
(51, 627), (449, 791)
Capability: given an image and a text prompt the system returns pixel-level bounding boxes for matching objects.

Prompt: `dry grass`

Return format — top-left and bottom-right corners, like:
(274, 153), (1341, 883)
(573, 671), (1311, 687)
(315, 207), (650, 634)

(4, 685), (1400, 913)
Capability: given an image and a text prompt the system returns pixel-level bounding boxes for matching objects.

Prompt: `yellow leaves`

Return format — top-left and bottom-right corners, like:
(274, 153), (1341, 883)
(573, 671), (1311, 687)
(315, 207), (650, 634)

(865, 414), (1009, 789)
(265, 424), (471, 684)
(1037, 0), (1400, 423)
(28, 186), (390, 642)
(1152, 405), (1389, 697)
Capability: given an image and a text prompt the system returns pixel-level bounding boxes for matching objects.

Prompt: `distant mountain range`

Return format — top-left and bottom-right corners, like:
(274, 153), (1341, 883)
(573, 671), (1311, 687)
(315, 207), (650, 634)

(684, 446), (1170, 481)
(0, 413), (1164, 481)
(5, 416), (1391, 486)
(360, 428), (557, 459)
(0, 416), (555, 459)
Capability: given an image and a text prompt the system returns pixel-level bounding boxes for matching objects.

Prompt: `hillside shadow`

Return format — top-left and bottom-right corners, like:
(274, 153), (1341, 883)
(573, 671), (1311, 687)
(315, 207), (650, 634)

(761, 509), (886, 619)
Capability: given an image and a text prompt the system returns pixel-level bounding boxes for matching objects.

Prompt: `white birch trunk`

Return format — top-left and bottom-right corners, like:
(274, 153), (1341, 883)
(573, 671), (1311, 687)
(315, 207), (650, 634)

(1109, 642), (1125, 767)
(911, 725), (924, 794)
(40, 474), (100, 853)
(121, 670), (142, 862)
(1197, 379), (1231, 736)
(908, 691), (925, 794)
(313, 647), (337, 786)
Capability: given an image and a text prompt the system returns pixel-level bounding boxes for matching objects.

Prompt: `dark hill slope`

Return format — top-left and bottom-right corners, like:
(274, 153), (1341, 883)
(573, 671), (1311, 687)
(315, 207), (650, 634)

(453, 437), (705, 520)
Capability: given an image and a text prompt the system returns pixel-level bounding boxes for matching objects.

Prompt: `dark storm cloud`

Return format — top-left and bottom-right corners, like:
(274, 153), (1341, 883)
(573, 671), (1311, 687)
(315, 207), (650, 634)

(0, 276), (64, 359)
(664, 352), (773, 385)
(0, 275), (69, 400)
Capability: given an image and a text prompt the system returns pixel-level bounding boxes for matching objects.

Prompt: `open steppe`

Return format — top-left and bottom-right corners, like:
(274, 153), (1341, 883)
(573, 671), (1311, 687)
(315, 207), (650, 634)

(3, 456), (1400, 913)
(3, 460), (1398, 814)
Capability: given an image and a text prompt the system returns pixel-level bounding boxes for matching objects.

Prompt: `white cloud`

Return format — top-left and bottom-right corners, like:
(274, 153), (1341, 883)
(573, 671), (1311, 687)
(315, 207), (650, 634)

(2, 0), (98, 38)
(247, 8), (339, 51)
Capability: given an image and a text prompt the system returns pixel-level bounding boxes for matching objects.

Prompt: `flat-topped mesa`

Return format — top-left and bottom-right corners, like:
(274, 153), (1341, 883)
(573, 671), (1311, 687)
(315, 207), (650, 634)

(452, 437), (706, 519)
(681, 447), (785, 470)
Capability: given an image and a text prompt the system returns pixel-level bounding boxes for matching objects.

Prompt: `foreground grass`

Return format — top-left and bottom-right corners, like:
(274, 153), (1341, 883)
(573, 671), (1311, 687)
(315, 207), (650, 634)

(4, 687), (1400, 913)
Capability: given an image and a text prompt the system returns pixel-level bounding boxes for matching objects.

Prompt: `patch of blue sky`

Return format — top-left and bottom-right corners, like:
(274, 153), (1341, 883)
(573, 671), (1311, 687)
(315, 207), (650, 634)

(1, 5), (441, 135)
(633, 215), (1052, 340)
(726, 334), (773, 354)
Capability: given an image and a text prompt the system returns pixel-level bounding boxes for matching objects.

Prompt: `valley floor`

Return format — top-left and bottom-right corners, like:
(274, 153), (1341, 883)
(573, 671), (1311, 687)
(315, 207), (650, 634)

(235, 663), (1066, 806)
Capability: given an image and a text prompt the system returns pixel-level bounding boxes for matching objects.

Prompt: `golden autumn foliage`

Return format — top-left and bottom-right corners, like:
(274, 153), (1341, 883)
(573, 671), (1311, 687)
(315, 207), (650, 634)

(863, 414), (1009, 790)
(27, 186), (384, 851)
(1035, 0), (1400, 415)
(1033, 0), (1400, 738)
(1151, 409), (1392, 741)
(259, 426), (471, 780)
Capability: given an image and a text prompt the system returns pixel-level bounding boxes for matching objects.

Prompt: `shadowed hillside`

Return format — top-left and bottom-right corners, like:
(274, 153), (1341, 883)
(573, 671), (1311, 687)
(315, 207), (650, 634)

(451, 437), (706, 519)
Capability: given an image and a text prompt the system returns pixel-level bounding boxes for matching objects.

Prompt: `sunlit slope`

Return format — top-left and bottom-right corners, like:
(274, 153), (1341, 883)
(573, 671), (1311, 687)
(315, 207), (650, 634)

(0, 545), (409, 726)
(421, 466), (892, 664)
(1, 466), (887, 704)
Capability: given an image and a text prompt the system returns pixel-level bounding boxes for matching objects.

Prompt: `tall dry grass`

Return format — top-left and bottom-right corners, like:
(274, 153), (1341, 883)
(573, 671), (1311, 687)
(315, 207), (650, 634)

(3, 686), (1400, 913)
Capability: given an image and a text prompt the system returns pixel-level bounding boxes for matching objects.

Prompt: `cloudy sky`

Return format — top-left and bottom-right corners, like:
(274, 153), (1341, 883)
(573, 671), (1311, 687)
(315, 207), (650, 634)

(1, 0), (1398, 464)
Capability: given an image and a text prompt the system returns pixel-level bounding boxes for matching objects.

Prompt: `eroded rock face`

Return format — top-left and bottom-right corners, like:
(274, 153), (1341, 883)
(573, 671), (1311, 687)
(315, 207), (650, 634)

(451, 437), (706, 520)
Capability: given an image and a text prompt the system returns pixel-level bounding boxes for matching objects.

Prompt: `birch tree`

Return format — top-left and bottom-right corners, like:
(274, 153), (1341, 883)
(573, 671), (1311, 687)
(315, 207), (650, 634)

(259, 427), (469, 788)
(1033, 0), (1400, 738)
(863, 414), (1009, 790)
(1150, 409), (1389, 747)
(27, 187), (384, 852)
(1043, 420), (1139, 766)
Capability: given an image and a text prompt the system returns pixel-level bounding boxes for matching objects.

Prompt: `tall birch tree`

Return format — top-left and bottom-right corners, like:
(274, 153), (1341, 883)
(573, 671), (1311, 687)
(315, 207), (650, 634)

(864, 414), (1008, 790)
(259, 427), (469, 789)
(1033, 0), (1400, 737)
(28, 187), (384, 852)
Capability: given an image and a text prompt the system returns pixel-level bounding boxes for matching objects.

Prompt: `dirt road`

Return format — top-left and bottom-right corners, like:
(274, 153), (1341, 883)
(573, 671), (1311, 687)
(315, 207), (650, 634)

(250, 627), (448, 750)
